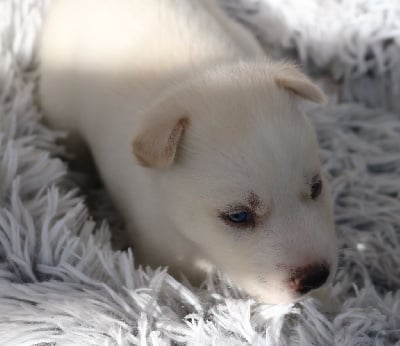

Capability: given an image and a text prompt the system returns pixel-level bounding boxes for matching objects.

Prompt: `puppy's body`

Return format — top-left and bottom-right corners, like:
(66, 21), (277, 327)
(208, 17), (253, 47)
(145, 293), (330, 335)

(40, 0), (263, 278)
(40, 0), (338, 303)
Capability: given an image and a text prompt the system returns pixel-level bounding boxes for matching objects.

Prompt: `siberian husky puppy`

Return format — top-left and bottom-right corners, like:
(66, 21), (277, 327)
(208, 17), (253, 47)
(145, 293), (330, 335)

(39, 0), (338, 303)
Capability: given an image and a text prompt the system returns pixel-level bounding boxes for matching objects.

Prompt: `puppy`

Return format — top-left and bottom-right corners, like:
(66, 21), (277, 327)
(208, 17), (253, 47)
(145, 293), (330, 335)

(39, 0), (338, 304)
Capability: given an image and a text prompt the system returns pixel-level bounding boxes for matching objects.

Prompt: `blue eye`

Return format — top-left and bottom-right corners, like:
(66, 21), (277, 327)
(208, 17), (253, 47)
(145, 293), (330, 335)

(228, 211), (250, 223)
(219, 208), (255, 228)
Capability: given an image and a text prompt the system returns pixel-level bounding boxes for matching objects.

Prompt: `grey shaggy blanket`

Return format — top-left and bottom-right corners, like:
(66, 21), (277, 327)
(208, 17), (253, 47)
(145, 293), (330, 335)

(1, 0), (400, 345)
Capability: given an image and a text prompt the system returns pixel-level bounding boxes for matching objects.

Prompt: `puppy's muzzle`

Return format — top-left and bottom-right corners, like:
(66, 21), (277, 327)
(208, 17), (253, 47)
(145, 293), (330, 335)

(288, 263), (330, 295)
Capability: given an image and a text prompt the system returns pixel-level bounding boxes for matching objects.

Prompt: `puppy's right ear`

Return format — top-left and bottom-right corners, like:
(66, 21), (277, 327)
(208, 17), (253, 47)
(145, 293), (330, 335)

(132, 100), (189, 169)
(274, 63), (327, 104)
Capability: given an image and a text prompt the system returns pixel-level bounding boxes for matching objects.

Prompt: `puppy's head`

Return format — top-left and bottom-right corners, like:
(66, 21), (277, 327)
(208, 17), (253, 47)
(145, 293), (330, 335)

(132, 61), (338, 304)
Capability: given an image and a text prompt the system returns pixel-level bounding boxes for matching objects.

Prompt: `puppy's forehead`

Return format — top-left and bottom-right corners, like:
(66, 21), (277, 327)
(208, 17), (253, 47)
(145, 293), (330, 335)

(189, 84), (319, 168)
(177, 73), (322, 202)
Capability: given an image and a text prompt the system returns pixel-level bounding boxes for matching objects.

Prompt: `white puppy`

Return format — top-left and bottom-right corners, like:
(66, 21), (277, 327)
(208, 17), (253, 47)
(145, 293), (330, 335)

(39, 0), (338, 304)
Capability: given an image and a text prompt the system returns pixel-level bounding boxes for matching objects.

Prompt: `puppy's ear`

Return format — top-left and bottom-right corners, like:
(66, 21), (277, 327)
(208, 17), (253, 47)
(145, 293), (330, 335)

(274, 64), (326, 104)
(132, 101), (189, 169)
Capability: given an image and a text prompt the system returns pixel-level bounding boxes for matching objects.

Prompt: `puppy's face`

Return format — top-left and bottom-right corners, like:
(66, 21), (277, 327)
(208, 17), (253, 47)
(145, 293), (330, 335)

(133, 62), (338, 304)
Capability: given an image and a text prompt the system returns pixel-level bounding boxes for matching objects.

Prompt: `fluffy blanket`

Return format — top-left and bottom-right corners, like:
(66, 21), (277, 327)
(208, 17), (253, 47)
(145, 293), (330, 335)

(1, 0), (400, 345)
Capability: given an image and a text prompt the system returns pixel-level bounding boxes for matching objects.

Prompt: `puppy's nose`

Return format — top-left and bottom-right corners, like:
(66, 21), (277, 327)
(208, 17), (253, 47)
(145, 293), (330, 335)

(289, 263), (329, 295)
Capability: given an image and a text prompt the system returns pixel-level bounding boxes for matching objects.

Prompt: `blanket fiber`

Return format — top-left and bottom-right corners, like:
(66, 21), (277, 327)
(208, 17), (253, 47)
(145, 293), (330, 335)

(1, 0), (400, 345)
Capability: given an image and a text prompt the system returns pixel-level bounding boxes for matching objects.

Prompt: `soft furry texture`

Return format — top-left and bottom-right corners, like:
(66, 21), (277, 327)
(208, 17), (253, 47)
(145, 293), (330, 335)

(0, 0), (399, 345)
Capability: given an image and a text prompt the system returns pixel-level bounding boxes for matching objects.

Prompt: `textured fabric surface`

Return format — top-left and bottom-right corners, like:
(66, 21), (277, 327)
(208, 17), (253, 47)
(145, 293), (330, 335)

(0, 0), (400, 345)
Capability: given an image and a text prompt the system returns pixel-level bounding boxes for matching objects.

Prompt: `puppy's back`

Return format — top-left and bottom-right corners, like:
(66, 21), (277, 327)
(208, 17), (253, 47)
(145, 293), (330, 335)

(40, 0), (262, 133)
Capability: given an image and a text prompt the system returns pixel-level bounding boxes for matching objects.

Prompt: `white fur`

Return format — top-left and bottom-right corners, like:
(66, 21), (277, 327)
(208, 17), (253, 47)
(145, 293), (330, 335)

(39, 0), (337, 303)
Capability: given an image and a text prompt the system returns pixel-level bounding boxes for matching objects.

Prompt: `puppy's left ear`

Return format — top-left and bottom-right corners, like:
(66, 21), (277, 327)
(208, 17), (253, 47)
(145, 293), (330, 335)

(274, 64), (327, 104)
(132, 100), (189, 169)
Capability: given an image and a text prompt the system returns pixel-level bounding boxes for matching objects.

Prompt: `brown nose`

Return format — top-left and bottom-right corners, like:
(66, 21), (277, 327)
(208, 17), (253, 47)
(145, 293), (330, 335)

(289, 263), (330, 295)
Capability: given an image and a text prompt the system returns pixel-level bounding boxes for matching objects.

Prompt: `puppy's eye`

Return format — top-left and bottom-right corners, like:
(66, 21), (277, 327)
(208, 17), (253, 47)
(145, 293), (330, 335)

(228, 211), (251, 223)
(311, 176), (322, 200)
(219, 208), (255, 228)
